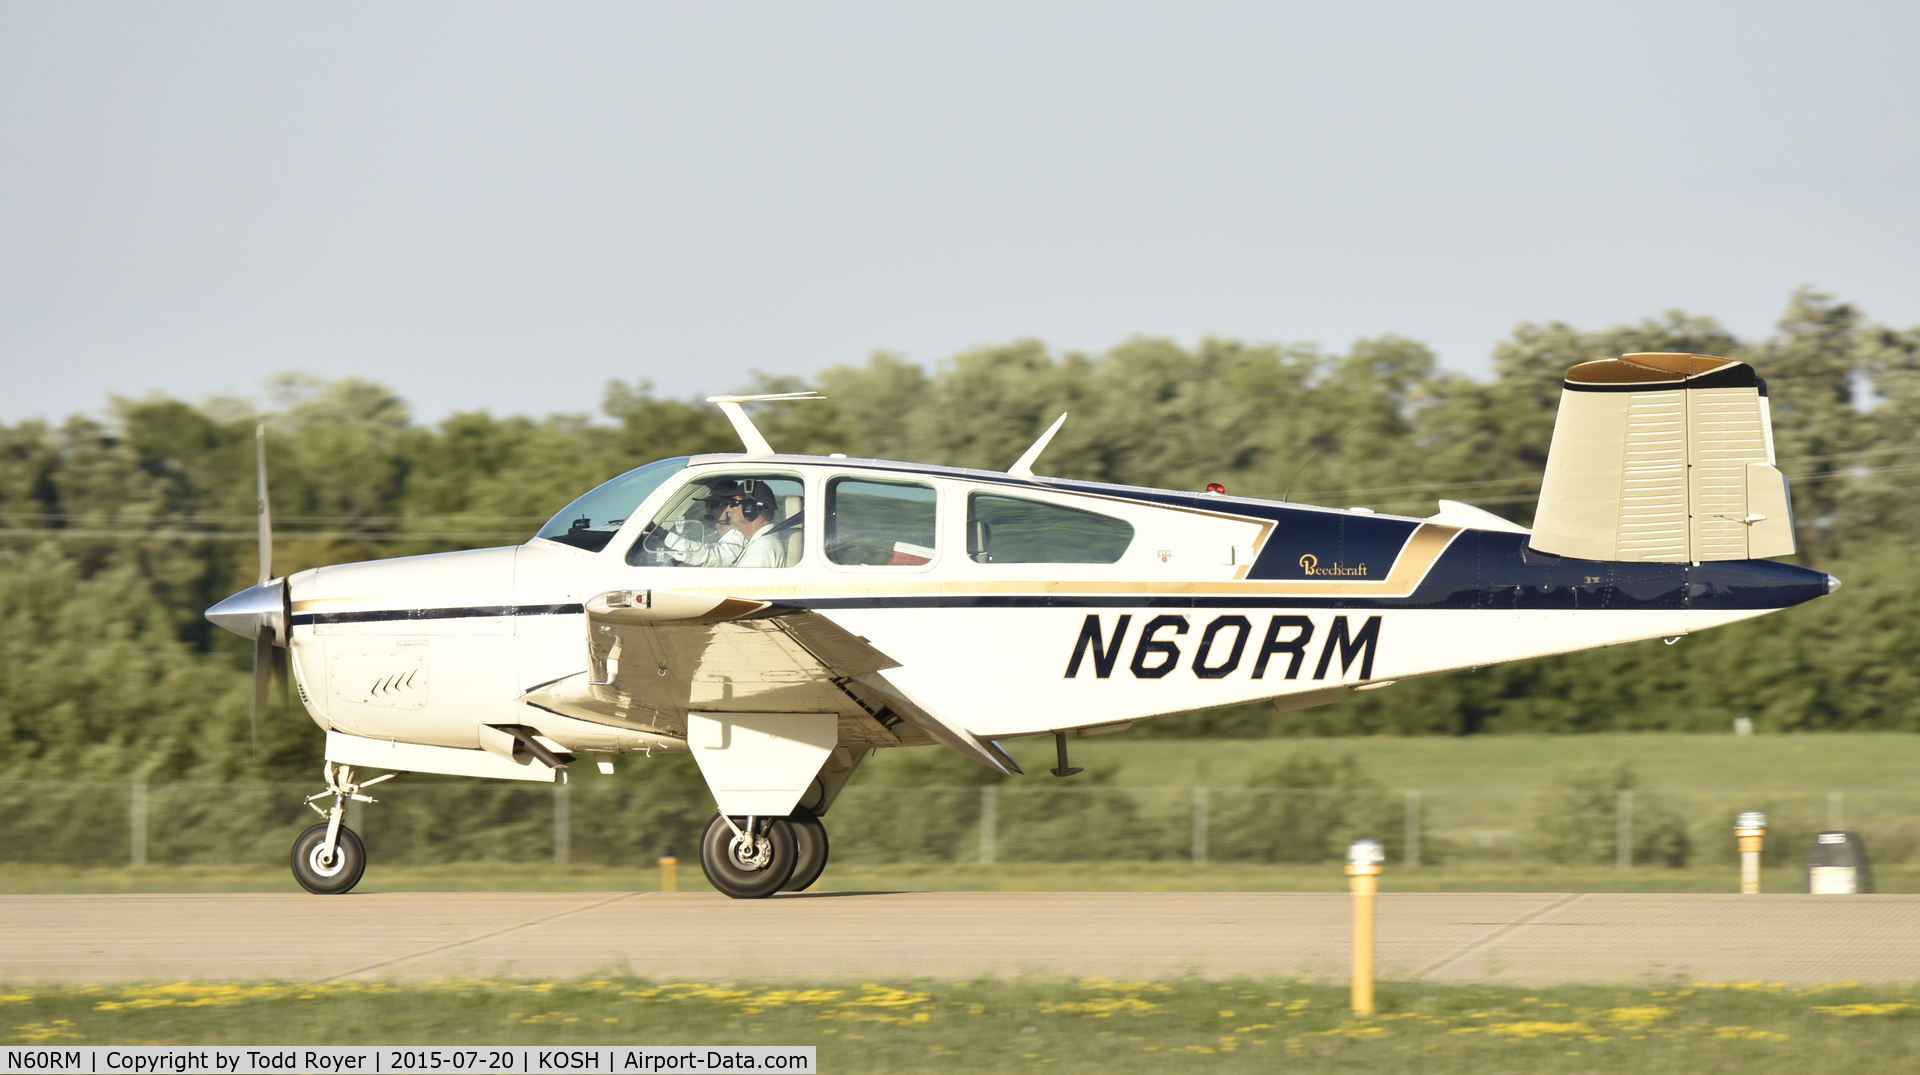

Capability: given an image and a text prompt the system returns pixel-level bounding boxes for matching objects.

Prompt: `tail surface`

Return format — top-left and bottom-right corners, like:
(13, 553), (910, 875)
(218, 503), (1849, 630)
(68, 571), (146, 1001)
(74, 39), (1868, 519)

(1531, 352), (1795, 564)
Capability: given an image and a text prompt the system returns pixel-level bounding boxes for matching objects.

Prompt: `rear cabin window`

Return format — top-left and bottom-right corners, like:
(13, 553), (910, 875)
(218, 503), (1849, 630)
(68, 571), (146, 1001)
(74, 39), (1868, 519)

(967, 494), (1134, 564)
(826, 478), (937, 566)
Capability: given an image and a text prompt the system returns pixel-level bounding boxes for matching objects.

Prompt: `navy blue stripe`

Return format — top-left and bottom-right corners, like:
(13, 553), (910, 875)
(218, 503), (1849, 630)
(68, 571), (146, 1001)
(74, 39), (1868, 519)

(293, 602), (584, 626)
(775, 590), (1658, 612)
(287, 539), (1827, 629)
(1561, 363), (1756, 394)
(1562, 379), (1682, 393)
(774, 536), (1824, 613)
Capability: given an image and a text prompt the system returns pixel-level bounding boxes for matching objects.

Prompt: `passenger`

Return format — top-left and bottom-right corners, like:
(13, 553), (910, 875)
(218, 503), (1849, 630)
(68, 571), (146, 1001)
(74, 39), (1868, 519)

(664, 479), (788, 568)
(703, 495), (733, 540)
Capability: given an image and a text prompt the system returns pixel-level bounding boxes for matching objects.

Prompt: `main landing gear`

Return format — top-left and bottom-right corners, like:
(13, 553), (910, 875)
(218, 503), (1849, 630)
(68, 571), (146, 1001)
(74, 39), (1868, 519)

(291, 762), (396, 895)
(698, 805), (831, 899)
(782, 806), (830, 893)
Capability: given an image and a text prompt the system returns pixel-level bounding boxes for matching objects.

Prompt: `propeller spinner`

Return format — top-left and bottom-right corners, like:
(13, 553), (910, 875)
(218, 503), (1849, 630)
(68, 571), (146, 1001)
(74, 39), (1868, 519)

(204, 424), (289, 755)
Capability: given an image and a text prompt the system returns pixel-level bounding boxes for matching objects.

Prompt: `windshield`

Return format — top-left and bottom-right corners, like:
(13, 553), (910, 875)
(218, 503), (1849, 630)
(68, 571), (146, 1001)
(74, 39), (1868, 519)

(534, 457), (690, 552)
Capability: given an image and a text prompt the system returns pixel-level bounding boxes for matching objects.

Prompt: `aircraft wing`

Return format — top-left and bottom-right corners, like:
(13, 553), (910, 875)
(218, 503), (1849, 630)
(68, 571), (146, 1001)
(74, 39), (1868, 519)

(519, 590), (933, 753)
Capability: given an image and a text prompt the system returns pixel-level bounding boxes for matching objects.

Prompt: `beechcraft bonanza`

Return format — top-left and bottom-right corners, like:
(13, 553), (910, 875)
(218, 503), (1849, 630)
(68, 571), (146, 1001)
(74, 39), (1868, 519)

(208, 354), (1836, 897)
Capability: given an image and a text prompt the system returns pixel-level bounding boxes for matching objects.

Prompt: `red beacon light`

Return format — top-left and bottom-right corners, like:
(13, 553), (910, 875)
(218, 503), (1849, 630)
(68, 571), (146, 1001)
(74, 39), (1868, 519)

(1204, 483), (1227, 495)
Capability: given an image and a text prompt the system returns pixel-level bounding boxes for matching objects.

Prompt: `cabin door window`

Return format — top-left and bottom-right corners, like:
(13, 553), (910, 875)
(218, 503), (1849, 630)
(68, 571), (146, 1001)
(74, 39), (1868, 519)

(824, 478), (938, 566)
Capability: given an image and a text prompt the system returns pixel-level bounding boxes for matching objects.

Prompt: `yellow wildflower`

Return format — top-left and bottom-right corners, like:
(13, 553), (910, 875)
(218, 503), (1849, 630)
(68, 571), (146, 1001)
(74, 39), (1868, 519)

(1481, 1021), (1592, 1039)
(1815, 1003), (1912, 1018)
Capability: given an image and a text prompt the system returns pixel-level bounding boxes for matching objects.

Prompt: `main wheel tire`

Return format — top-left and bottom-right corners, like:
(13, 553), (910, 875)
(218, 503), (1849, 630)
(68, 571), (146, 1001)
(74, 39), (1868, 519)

(698, 814), (797, 899)
(781, 806), (830, 892)
(291, 822), (367, 895)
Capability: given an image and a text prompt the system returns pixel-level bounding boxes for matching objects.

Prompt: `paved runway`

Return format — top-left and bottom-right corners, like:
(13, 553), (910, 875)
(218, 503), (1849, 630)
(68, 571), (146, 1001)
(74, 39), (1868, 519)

(7, 891), (1919, 986)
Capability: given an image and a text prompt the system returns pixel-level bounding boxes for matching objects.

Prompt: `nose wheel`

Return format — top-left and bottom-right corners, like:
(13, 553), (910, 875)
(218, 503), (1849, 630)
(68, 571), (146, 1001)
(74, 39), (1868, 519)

(290, 762), (396, 895)
(291, 822), (366, 894)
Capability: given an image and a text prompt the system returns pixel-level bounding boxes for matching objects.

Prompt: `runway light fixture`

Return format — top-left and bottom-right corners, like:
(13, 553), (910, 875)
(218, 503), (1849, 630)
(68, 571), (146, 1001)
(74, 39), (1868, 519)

(660, 844), (679, 894)
(1736, 811), (1767, 894)
(1346, 838), (1385, 1016)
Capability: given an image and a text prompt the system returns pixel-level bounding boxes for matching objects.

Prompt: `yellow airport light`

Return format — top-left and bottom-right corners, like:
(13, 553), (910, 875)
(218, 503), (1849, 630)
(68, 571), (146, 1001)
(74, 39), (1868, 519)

(1347, 838), (1385, 1016)
(660, 846), (679, 893)
(1736, 811), (1767, 894)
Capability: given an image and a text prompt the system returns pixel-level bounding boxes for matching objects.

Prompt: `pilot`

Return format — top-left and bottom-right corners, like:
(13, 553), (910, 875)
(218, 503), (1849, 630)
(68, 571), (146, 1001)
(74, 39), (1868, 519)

(664, 479), (788, 568)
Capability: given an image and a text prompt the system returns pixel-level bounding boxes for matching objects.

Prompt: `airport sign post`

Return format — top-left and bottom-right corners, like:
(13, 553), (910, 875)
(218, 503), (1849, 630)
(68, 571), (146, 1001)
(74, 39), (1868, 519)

(1347, 838), (1385, 1016)
(1736, 811), (1767, 894)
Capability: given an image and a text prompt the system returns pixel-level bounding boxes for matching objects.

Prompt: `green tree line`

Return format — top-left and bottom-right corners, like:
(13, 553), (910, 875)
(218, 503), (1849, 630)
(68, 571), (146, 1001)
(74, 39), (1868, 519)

(3, 289), (1918, 780)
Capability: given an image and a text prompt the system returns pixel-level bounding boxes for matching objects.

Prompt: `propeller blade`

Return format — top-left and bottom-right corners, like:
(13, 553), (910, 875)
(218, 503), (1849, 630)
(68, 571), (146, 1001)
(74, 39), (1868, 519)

(252, 425), (289, 752)
(255, 424), (273, 588)
(272, 642), (289, 712)
(252, 625), (271, 757)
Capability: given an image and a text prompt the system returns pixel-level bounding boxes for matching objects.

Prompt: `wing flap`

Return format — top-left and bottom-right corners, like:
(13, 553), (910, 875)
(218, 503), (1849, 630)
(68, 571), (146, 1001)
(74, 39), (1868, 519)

(568, 590), (1007, 768)
(772, 613), (901, 677)
(581, 591), (903, 730)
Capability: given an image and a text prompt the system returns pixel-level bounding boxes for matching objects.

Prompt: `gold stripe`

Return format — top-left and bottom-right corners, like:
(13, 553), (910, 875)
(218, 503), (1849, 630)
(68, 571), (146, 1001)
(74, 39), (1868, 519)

(683, 523), (1466, 601)
(1619, 351), (1737, 378)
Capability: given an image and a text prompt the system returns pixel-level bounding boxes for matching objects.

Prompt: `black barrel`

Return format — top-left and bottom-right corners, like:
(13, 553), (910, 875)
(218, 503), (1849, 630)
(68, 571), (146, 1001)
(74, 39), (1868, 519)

(1806, 830), (1873, 894)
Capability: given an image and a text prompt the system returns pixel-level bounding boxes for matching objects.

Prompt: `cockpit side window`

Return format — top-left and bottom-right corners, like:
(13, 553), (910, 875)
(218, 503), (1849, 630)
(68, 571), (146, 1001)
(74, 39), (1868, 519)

(966, 493), (1134, 564)
(627, 473), (805, 568)
(825, 477), (937, 566)
(534, 457), (690, 553)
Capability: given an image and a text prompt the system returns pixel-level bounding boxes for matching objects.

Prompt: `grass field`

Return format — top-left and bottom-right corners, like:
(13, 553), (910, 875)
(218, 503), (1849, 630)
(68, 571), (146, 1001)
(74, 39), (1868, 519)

(3, 975), (1918, 1073)
(4, 733), (1915, 895)
(890, 731), (1920, 792)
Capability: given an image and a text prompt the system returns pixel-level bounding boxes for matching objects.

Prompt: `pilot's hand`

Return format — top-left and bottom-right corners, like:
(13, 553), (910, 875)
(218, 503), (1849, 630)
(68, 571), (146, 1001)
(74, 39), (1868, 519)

(659, 518), (716, 557)
(642, 518), (711, 558)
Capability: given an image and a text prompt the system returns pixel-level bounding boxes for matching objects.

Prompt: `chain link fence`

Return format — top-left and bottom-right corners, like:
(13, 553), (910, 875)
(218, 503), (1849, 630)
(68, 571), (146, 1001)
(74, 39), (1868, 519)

(5, 780), (1917, 872)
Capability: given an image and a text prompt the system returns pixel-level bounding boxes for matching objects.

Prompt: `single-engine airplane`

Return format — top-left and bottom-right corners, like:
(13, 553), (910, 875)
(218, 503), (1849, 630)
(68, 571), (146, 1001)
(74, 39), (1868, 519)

(208, 352), (1836, 897)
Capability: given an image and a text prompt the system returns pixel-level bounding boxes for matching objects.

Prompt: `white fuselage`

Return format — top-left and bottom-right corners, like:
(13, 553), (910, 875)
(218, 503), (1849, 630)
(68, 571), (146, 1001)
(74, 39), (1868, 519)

(280, 454), (1804, 758)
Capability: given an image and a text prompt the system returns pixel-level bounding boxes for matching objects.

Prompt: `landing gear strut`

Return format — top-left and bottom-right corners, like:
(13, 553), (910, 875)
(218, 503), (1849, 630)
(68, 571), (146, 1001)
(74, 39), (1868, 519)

(291, 762), (395, 895)
(1050, 732), (1083, 777)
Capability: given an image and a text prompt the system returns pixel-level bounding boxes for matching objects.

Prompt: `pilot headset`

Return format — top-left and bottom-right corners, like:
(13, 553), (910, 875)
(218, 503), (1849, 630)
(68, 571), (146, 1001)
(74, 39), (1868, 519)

(738, 478), (773, 522)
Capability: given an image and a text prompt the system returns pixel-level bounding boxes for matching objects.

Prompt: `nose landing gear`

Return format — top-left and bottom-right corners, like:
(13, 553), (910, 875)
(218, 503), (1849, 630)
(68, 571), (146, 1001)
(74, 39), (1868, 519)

(291, 762), (397, 895)
(291, 821), (366, 894)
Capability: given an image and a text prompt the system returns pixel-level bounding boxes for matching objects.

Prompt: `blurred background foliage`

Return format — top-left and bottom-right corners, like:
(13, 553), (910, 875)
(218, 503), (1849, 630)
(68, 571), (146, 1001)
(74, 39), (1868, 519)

(3, 289), (1919, 781)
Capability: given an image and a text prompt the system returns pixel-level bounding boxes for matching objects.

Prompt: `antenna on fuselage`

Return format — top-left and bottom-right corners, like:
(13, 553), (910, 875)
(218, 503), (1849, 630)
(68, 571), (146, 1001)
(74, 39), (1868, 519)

(1281, 423), (1362, 503)
(1009, 412), (1067, 479)
(705, 392), (824, 456)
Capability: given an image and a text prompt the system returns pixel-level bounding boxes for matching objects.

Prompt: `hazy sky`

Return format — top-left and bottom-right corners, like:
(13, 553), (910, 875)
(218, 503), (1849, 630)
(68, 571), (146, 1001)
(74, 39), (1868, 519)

(3, 2), (1915, 426)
